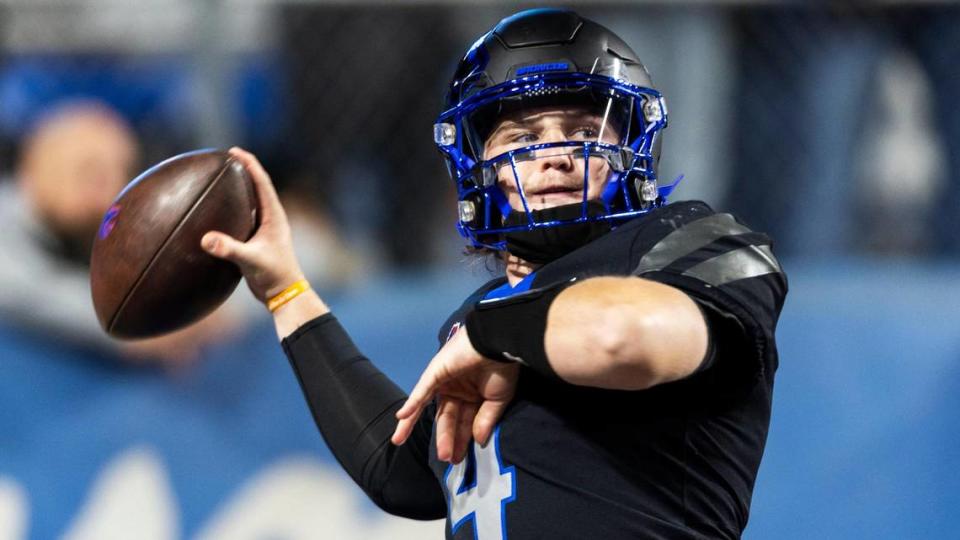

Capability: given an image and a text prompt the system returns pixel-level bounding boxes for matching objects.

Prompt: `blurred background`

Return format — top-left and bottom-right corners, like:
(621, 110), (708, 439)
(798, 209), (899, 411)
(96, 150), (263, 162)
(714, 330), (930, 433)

(0, 1), (958, 538)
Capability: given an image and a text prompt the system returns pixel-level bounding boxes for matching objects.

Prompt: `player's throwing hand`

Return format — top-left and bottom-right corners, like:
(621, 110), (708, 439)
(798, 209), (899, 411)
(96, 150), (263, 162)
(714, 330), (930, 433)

(201, 147), (306, 303)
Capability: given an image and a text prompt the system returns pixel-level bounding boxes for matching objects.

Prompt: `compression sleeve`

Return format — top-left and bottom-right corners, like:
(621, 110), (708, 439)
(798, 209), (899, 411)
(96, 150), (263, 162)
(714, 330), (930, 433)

(282, 313), (445, 519)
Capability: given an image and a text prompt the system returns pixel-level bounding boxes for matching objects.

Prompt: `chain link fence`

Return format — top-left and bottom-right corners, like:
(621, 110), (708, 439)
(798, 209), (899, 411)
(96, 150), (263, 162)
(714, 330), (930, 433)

(1, 1), (958, 268)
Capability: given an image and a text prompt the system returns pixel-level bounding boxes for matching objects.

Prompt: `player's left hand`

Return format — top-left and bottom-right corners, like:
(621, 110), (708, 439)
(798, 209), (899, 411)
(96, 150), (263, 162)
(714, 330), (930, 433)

(391, 327), (519, 464)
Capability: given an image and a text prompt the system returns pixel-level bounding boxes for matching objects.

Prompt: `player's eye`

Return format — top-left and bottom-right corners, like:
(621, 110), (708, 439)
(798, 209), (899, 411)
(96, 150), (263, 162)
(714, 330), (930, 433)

(570, 126), (599, 140)
(510, 132), (539, 144)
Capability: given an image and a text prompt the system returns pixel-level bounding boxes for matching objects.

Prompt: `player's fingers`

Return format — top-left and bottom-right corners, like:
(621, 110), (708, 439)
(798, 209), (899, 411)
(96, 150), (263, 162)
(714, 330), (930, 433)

(453, 401), (478, 464)
(201, 231), (253, 265)
(228, 147), (285, 219)
(396, 342), (471, 422)
(391, 412), (420, 446)
(393, 368), (444, 446)
(395, 366), (442, 420)
(392, 387), (435, 445)
(472, 399), (508, 446)
(395, 392), (426, 420)
(435, 397), (460, 462)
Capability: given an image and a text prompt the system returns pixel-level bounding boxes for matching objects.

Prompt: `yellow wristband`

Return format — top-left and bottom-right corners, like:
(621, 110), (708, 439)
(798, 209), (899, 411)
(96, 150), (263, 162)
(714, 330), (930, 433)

(267, 279), (311, 313)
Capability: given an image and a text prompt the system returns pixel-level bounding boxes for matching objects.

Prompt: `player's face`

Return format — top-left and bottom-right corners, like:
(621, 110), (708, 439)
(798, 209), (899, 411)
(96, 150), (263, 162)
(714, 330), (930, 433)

(483, 106), (621, 211)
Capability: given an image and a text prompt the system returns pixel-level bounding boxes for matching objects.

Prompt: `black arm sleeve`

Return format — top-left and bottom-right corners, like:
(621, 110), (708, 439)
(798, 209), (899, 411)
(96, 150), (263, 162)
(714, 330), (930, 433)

(281, 313), (445, 519)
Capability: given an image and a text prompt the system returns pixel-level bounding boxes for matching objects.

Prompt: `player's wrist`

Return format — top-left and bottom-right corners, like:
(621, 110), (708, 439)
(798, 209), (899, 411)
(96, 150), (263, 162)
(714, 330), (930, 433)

(267, 278), (311, 313)
(464, 279), (576, 381)
(263, 270), (307, 302)
(272, 287), (329, 339)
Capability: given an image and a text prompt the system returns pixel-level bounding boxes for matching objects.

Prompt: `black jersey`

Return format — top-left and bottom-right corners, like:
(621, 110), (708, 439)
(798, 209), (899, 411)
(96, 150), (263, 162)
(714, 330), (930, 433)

(283, 200), (786, 539)
(429, 201), (787, 539)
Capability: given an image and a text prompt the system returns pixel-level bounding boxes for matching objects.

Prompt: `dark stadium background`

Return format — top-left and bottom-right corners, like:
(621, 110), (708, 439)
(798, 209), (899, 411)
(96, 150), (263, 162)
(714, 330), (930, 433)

(0, 2), (957, 538)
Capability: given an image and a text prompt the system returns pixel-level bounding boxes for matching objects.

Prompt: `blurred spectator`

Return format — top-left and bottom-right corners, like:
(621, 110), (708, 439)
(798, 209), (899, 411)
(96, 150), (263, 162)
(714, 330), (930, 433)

(0, 99), (240, 367)
(727, 5), (960, 259)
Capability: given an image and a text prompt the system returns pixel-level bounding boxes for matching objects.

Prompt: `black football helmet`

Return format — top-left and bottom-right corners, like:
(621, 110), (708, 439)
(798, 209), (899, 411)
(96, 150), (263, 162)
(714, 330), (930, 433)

(434, 8), (673, 252)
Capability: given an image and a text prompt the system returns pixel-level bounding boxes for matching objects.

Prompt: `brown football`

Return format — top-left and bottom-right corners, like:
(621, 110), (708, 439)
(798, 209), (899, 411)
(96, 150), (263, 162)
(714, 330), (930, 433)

(90, 149), (258, 339)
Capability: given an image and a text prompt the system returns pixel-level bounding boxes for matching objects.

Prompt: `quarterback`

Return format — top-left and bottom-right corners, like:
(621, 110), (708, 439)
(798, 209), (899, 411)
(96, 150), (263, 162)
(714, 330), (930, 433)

(202, 8), (787, 539)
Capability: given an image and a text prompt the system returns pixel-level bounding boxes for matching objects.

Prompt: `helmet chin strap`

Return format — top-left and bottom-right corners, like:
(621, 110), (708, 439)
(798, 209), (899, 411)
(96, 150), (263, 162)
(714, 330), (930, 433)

(502, 201), (612, 264)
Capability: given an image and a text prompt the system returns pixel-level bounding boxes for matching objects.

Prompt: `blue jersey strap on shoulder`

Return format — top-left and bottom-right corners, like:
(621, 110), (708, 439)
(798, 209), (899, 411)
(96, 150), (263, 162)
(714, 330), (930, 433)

(483, 272), (537, 301)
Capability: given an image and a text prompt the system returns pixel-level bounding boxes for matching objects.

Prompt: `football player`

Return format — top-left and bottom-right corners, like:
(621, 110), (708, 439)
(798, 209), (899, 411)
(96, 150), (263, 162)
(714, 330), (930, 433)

(202, 8), (787, 539)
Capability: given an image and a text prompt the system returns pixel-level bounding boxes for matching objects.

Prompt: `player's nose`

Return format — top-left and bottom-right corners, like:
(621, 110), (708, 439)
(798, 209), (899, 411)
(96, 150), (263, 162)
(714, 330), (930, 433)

(536, 129), (575, 172)
(537, 151), (575, 173)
